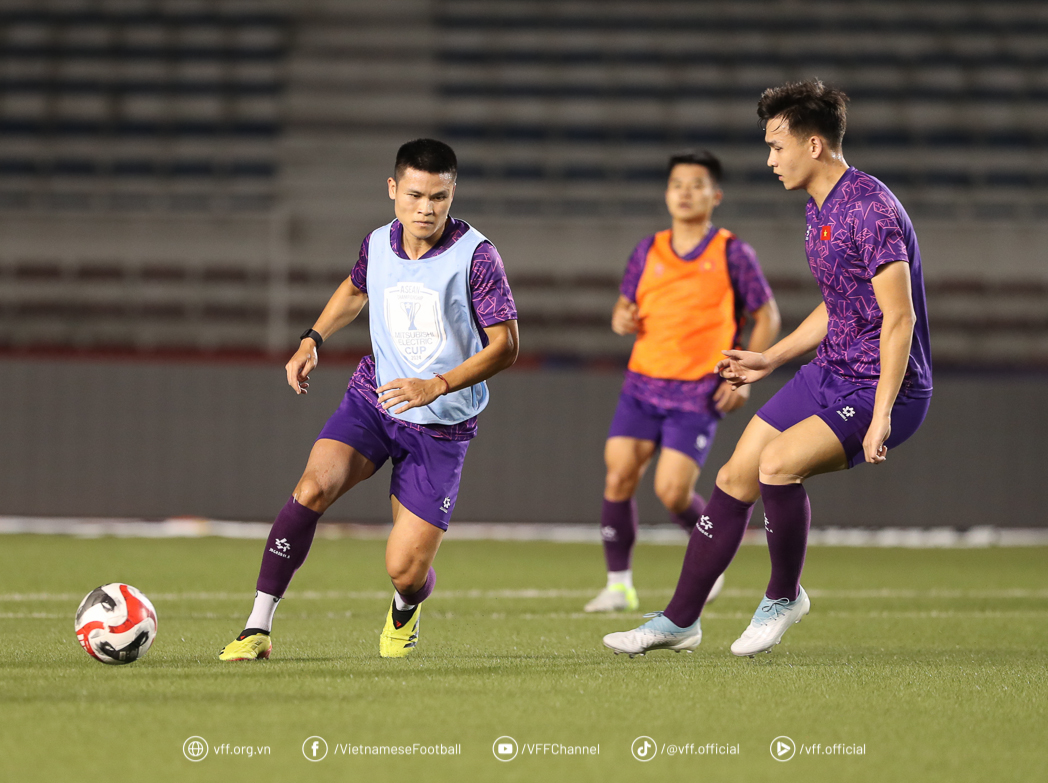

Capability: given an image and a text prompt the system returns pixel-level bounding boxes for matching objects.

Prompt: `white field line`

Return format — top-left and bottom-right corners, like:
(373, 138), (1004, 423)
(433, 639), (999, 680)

(3, 588), (1047, 603)
(2, 517), (1047, 548)
(504, 610), (1048, 620)
(4, 610), (1047, 621)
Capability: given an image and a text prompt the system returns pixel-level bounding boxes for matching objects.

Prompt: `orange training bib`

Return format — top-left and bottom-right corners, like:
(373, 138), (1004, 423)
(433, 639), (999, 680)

(627, 228), (737, 381)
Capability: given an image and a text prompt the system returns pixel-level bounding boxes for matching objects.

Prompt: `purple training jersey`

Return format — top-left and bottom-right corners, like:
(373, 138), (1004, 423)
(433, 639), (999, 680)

(805, 167), (933, 398)
(619, 225), (774, 414)
(347, 217), (518, 441)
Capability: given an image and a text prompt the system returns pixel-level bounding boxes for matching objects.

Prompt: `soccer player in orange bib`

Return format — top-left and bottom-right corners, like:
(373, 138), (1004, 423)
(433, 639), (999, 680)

(585, 150), (780, 613)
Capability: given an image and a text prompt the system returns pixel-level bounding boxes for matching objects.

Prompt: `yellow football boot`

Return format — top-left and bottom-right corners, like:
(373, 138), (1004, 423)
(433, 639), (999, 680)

(219, 629), (272, 661)
(379, 600), (420, 658)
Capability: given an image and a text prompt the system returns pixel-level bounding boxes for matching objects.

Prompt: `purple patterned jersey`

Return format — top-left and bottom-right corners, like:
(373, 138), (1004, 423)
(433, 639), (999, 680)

(805, 168), (932, 398)
(619, 225), (774, 414)
(346, 217), (518, 441)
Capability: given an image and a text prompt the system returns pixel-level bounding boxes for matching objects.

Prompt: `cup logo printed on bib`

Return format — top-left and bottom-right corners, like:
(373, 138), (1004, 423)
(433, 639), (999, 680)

(383, 282), (447, 372)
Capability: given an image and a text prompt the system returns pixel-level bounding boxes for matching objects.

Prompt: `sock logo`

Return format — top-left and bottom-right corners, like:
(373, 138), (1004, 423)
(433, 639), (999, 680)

(764, 515), (773, 534)
(837, 406), (856, 420)
(268, 538), (291, 559)
(601, 526), (618, 542)
(697, 515), (713, 539)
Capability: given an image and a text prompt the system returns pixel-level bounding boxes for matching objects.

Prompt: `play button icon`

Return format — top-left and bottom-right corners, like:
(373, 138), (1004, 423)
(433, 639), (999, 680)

(770, 736), (796, 761)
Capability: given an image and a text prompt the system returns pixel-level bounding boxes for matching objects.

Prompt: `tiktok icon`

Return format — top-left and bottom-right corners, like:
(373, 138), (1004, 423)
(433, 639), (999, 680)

(631, 736), (658, 762)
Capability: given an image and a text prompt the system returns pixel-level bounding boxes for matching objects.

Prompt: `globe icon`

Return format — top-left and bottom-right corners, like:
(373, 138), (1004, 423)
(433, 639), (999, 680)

(183, 737), (208, 761)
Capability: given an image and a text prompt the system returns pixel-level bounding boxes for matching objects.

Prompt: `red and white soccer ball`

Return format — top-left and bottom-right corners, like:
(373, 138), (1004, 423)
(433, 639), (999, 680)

(74, 583), (158, 665)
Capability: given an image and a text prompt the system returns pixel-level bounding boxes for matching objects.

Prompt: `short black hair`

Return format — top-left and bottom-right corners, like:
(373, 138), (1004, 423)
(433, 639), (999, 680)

(667, 150), (722, 184)
(757, 79), (849, 150)
(394, 138), (458, 181)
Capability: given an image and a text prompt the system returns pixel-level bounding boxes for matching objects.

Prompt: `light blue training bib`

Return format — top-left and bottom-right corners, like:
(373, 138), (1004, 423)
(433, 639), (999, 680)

(367, 220), (490, 425)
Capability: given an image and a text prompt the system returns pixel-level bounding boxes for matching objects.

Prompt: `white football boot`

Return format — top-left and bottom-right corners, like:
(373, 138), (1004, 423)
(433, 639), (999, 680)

(584, 583), (639, 612)
(603, 612), (701, 657)
(730, 586), (810, 657)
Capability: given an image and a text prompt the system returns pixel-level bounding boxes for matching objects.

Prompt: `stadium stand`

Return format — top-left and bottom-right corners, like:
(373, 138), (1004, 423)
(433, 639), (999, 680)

(0, 0), (1045, 364)
(434, 0), (1048, 221)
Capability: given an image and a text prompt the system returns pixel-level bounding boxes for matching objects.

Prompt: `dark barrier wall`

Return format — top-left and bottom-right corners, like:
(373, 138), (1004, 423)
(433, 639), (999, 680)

(0, 358), (1043, 527)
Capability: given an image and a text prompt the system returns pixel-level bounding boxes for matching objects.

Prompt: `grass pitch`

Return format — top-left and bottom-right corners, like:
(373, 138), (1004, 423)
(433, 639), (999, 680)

(0, 534), (1045, 783)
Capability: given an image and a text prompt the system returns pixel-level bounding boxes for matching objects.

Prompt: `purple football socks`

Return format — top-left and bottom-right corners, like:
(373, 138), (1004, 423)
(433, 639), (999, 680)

(760, 481), (811, 602)
(256, 496), (322, 598)
(670, 492), (707, 533)
(600, 498), (638, 572)
(663, 486), (754, 627)
(397, 567), (437, 606)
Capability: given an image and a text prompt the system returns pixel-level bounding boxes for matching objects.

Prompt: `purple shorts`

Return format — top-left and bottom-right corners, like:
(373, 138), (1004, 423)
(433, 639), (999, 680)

(757, 362), (930, 468)
(316, 388), (469, 530)
(608, 391), (718, 466)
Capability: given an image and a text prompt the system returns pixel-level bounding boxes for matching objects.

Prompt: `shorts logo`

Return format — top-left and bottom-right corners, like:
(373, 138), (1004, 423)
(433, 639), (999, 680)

(268, 537), (291, 559)
(384, 282), (447, 372)
(695, 434), (708, 451)
(440, 496), (452, 513)
(601, 526), (617, 542)
(837, 406), (856, 420)
(697, 515), (713, 539)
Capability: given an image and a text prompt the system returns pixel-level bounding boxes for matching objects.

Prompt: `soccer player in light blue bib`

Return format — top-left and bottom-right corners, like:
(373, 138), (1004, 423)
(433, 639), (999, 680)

(220, 139), (519, 661)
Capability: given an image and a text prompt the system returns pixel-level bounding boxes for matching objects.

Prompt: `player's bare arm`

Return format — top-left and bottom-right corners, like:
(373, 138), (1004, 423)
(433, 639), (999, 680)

(865, 261), (916, 464)
(714, 297), (782, 412)
(611, 295), (640, 335)
(285, 278), (369, 395)
(717, 301), (827, 388)
(377, 319), (519, 414)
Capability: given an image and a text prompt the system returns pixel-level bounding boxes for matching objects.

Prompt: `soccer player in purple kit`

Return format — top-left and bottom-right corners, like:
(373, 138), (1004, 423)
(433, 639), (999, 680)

(219, 139), (518, 661)
(603, 79), (932, 657)
(584, 150), (780, 613)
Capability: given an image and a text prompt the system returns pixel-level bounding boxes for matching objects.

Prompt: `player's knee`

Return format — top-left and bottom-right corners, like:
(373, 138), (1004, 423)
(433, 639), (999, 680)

(387, 558), (427, 595)
(654, 480), (691, 514)
(604, 468), (639, 501)
(294, 475), (335, 513)
(715, 461), (758, 503)
(757, 440), (794, 481)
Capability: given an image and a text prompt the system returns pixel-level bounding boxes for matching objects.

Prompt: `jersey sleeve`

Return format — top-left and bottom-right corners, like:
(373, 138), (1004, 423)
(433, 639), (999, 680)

(470, 241), (518, 327)
(620, 236), (655, 301)
(726, 238), (773, 313)
(853, 195), (909, 280)
(350, 235), (369, 293)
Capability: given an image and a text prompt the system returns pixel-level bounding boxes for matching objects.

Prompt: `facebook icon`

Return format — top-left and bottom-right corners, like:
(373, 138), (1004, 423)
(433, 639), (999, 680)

(302, 736), (328, 761)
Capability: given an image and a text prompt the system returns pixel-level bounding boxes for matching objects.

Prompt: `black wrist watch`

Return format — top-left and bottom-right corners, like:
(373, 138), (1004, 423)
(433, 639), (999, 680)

(300, 328), (324, 348)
